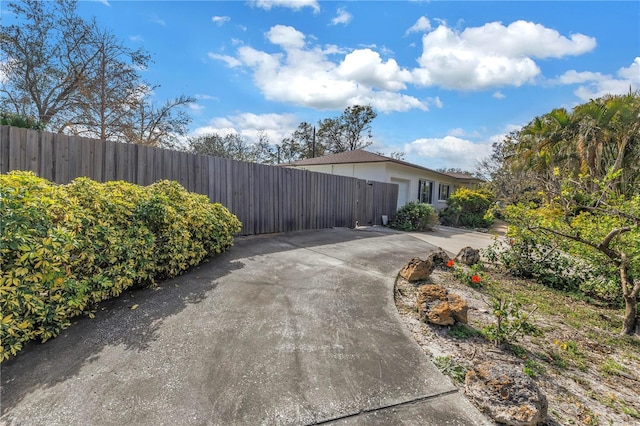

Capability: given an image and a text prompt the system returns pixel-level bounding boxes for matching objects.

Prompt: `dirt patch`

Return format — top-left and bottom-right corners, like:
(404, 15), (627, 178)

(395, 268), (640, 425)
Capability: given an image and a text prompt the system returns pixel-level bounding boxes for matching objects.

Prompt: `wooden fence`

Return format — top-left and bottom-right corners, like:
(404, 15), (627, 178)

(0, 126), (398, 235)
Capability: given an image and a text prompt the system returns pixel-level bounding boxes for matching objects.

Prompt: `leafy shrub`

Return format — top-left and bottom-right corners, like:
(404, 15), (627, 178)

(0, 171), (241, 360)
(0, 111), (45, 130)
(440, 188), (495, 228)
(482, 297), (539, 347)
(433, 355), (469, 383)
(448, 260), (485, 288)
(483, 231), (622, 304)
(390, 201), (438, 231)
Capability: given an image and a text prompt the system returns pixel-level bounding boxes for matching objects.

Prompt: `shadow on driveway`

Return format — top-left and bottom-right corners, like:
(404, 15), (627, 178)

(1, 229), (385, 412)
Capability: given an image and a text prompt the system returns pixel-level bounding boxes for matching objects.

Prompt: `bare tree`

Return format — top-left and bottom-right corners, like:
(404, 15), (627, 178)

(188, 131), (273, 163)
(123, 92), (194, 148)
(0, 0), (99, 130)
(0, 0), (193, 147)
(67, 27), (151, 141)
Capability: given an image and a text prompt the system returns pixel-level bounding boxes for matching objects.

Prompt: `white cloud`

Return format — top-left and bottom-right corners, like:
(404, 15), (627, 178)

(554, 57), (640, 100)
(208, 53), (243, 68)
(94, 0), (110, 6)
(493, 91), (505, 99)
(193, 113), (299, 144)
(211, 25), (427, 113)
(266, 25), (306, 50)
(404, 136), (493, 170)
(553, 70), (603, 85)
(462, 20), (596, 59)
(447, 128), (466, 137)
(195, 94), (219, 101)
(187, 103), (205, 111)
(250, 0), (320, 13)
(413, 20), (596, 90)
(405, 16), (431, 35)
(618, 57), (640, 80)
(212, 16), (230, 26)
(330, 7), (352, 26)
(150, 15), (166, 27)
(129, 35), (144, 43)
(427, 96), (443, 109)
(337, 49), (412, 91)
(447, 128), (481, 138)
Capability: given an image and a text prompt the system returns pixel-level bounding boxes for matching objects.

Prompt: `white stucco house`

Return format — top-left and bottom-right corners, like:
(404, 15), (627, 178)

(286, 150), (483, 210)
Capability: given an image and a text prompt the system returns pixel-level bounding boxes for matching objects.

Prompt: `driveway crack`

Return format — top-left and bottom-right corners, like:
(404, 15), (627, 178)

(305, 389), (460, 425)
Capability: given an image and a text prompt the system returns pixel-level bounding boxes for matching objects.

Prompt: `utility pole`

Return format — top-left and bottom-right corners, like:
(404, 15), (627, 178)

(312, 126), (316, 158)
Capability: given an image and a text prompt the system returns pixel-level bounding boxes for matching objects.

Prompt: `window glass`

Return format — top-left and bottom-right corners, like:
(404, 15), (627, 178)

(438, 184), (450, 201)
(418, 180), (433, 203)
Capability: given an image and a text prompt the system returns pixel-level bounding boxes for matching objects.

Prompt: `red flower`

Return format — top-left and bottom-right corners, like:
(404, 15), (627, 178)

(471, 275), (481, 283)
(446, 259), (455, 268)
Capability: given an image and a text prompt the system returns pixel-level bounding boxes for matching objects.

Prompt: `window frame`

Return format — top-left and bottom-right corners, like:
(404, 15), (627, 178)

(438, 183), (451, 201)
(418, 179), (434, 204)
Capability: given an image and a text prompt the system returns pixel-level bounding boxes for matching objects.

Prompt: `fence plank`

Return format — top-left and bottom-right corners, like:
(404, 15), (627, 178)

(0, 126), (9, 174)
(54, 133), (69, 183)
(39, 131), (54, 181)
(8, 127), (26, 172)
(25, 129), (39, 176)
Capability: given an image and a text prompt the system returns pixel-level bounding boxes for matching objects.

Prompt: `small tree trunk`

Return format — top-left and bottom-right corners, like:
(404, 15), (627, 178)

(621, 295), (638, 336)
(620, 262), (639, 336)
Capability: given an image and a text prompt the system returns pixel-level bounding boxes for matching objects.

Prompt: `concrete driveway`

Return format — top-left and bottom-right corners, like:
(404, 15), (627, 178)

(1, 228), (491, 425)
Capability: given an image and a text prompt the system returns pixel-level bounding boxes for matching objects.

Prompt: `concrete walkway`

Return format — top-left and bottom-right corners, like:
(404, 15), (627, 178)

(355, 224), (502, 256)
(1, 228), (491, 425)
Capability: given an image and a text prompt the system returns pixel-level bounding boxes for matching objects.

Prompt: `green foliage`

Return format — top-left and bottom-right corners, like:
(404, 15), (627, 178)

(482, 297), (538, 347)
(448, 323), (481, 339)
(317, 104), (377, 153)
(390, 201), (438, 232)
(485, 234), (600, 297)
(449, 260), (485, 288)
(433, 356), (469, 383)
(440, 187), (495, 228)
(505, 170), (640, 334)
(523, 359), (546, 378)
(0, 111), (45, 130)
(599, 358), (629, 377)
(0, 171), (241, 361)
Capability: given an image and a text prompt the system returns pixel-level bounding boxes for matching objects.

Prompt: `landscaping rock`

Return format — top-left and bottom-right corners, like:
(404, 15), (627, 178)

(399, 257), (434, 282)
(425, 248), (450, 268)
(465, 361), (548, 426)
(455, 246), (480, 265)
(416, 284), (468, 325)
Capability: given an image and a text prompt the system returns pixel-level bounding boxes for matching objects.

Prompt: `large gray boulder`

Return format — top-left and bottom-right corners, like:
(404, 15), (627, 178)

(455, 246), (481, 266)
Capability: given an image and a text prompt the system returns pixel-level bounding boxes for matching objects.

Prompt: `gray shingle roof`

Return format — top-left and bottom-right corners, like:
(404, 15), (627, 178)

(288, 149), (482, 181)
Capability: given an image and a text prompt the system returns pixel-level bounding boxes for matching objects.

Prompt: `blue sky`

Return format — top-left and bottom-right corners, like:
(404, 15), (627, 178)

(22, 1), (640, 169)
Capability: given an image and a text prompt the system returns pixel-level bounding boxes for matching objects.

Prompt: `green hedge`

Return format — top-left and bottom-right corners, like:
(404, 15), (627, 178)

(440, 188), (495, 228)
(0, 171), (241, 360)
(390, 201), (439, 231)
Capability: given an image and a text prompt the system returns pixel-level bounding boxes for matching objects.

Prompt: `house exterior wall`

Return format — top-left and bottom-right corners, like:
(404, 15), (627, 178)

(287, 161), (465, 211)
(288, 163), (387, 182)
(384, 163), (459, 210)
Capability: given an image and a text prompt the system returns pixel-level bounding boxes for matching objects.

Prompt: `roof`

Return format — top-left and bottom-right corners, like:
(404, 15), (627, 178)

(288, 149), (482, 181)
(288, 149), (390, 166)
(442, 172), (483, 181)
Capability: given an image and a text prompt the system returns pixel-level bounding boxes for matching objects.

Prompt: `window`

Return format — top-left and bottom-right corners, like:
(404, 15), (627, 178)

(418, 180), (433, 204)
(438, 184), (451, 201)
